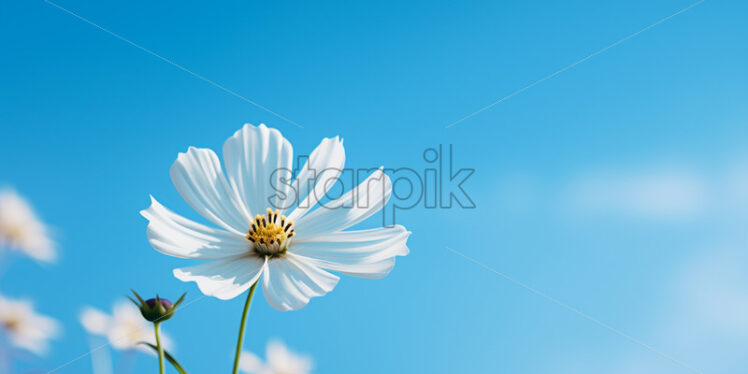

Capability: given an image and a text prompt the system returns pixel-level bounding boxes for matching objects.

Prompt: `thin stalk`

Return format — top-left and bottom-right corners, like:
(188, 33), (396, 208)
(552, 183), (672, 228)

(153, 322), (164, 374)
(232, 281), (259, 374)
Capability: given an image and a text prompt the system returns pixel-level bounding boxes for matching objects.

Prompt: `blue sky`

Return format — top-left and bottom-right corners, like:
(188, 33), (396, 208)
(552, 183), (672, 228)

(1, 0), (748, 373)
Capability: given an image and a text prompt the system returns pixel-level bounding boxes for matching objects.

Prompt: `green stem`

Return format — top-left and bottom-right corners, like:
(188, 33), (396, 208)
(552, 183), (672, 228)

(154, 322), (164, 374)
(232, 281), (259, 374)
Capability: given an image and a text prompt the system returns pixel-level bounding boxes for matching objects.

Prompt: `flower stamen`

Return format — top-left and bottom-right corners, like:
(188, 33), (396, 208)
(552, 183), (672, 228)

(2, 316), (21, 332)
(247, 209), (294, 257)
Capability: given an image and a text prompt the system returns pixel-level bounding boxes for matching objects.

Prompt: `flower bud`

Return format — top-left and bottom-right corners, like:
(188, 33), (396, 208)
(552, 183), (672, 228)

(129, 290), (185, 323)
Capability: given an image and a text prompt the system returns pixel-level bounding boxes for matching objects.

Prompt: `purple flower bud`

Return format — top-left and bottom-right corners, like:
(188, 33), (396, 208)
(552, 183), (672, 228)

(146, 298), (173, 310)
(129, 290), (186, 323)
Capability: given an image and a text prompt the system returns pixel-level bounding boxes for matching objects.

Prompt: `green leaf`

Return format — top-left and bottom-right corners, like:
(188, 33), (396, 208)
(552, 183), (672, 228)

(130, 289), (145, 304)
(174, 292), (187, 308)
(138, 342), (188, 374)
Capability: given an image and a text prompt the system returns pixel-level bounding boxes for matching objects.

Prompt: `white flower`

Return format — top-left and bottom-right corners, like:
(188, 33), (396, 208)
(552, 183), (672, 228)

(142, 124), (410, 311)
(0, 293), (60, 355)
(80, 301), (172, 351)
(239, 340), (312, 374)
(0, 189), (56, 262)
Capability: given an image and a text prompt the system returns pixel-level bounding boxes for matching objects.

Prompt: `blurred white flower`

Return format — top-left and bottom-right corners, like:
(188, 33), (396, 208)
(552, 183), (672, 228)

(0, 293), (59, 355)
(80, 301), (171, 352)
(142, 124), (410, 311)
(240, 340), (312, 374)
(0, 189), (56, 262)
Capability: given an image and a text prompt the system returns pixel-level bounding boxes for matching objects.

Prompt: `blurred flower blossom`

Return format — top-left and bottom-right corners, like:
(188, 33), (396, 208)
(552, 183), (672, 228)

(0, 293), (59, 355)
(0, 189), (56, 262)
(239, 340), (312, 374)
(142, 124), (410, 311)
(80, 301), (172, 352)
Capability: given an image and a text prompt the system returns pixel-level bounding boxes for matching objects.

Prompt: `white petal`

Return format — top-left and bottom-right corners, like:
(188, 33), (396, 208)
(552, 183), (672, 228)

(262, 255), (339, 311)
(290, 225), (410, 278)
(286, 137), (345, 222)
(293, 168), (391, 237)
(265, 340), (290, 365)
(0, 296), (60, 356)
(0, 189), (56, 263)
(17, 313), (60, 355)
(11, 335), (49, 355)
(80, 307), (111, 335)
(18, 232), (56, 263)
(170, 146), (250, 234)
(107, 302), (149, 349)
(266, 340), (313, 374)
(159, 331), (174, 352)
(174, 255), (265, 300)
(223, 124), (294, 216)
(238, 351), (264, 374)
(141, 196), (250, 259)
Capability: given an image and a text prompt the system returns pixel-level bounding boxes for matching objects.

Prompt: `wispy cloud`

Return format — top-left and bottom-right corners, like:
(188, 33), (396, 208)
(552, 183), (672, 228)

(549, 246), (748, 374)
(564, 169), (708, 221)
(671, 247), (748, 336)
(559, 158), (748, 223)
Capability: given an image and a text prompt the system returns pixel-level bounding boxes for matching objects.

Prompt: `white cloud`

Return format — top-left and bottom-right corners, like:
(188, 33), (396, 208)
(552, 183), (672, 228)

(671, 247), (748, 336)
(560, 157), (748, 223)
(546, 158), (748, 373)
(629, 247), (748, 373)
(564, 169), (708, 221)
(550, 246), (748, 374)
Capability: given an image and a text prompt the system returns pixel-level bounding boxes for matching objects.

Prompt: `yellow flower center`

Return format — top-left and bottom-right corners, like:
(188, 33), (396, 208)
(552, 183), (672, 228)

(2, 316), (21, 332)
(247, 209), (294, 258)
(2, 224), (25, 244)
